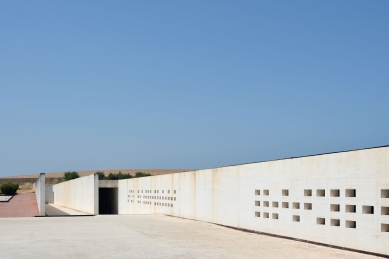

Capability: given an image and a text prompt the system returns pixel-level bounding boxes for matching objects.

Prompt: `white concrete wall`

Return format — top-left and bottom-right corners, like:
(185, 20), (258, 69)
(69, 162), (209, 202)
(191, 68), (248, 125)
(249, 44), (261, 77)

(53, 174), (98, 215)
(34, 173), (45, 216)
(118, 146), (389, 256)
(45, 185), (54, 204)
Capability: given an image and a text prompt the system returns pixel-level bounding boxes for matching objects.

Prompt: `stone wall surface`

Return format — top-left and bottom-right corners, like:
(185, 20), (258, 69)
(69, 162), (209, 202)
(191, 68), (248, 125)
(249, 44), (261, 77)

(34, 173), (45, 216)
(118, 146), (389, 256)
(53, 174), (98, 215)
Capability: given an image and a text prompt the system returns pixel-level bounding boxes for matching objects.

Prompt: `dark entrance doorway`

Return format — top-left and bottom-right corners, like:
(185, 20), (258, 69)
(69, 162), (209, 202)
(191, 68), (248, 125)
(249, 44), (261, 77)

(99, 188), (118, 214)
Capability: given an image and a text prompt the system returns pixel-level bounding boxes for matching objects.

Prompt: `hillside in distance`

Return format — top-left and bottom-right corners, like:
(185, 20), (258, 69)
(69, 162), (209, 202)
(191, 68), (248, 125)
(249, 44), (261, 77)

(3, 169), (193, 179)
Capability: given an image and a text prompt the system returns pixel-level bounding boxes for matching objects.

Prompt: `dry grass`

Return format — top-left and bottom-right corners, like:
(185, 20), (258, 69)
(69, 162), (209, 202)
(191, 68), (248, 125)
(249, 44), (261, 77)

(17, 183), (35, 194)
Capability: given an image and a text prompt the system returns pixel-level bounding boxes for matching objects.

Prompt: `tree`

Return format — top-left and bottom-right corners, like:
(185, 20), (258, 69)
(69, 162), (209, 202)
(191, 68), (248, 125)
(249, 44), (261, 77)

(64, 171), (80, 181)
(96, 172), (106, 180)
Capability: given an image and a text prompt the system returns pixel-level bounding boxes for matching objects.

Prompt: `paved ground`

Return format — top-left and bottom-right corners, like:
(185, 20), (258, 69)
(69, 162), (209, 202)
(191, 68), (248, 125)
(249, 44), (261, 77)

(0, 193), (38, 217)
(45, 204), (90, 216)
(0, 214), (381, 259)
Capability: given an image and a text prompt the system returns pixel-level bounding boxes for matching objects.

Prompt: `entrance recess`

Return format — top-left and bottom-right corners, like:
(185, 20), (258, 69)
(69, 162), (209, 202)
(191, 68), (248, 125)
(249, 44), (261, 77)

(99, 188), (118, 214)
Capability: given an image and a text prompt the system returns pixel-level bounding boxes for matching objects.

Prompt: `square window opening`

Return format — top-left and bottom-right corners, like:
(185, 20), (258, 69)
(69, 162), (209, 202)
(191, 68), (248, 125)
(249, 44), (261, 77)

(293, 215), (300, 222)
(331, 219), (340, 227)
(282, 190), (289, 196)
(346, 205), (356, 213)
(282, 202), (289, 208)
(255, 190), (260, 195)
(317, 189), (325, 197)
(362, 205), (374, 214)
(304, 189), (312, 197)
(255, 211), (260, 217)
(317, 217), (325, 225)
(264, 190), (269, 196)
(382, 224), (389, 232)
(255, 201), (260, 206)
(304, 203), (312, 210)
(381, 206), (389, 215)
(272, 202), (278, 208)
(330, 204), (340, 212)
(346, 220), (356, 229)
(330, 189), (340, 197)
(272, 213), (279, 219)
(264, 212), (269, 218)
(293, 202), (300, 209)
(382, 189), (389, 198)
(346, 189), (356, 197)
(264, 201), (269, 207)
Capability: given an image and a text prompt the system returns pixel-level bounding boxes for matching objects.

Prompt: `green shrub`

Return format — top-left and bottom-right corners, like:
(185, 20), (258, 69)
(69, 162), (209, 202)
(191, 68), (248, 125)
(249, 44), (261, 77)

(96, 172), (106, 180)
(0, 182), (19, 195)
(95, 171), (152, 181)
(135, 172), (151, 178)
(106, 172), (133, 180)
(64, 171), (80, 181)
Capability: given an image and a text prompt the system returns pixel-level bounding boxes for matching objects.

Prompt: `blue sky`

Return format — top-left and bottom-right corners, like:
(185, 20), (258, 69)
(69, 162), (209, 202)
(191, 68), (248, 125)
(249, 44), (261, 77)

(1, 1), (388, 177)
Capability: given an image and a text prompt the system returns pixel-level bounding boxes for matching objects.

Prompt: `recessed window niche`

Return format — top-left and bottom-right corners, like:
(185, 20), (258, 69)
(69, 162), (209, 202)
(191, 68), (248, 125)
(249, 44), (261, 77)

(382, 224), (389, 232)
(330, 189), (340, 197)
(317, 217), (325, 225)
(317, 189), (325, 197)
(331, 219), (340, 227)
(346, 205), (356, 213)
(346, 189), (356, 197)
(304, 203), (312, 210)
(362, 206), (374, 214)
(330, 204), (340, 212)
(346, 220), (356, 229)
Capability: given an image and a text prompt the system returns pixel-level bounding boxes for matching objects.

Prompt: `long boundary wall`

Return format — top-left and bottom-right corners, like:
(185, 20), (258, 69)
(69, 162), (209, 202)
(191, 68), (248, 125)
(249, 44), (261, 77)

(53, 174), (98, 215)
(34, 173), (45, 216)
(118, 146), (389, 256)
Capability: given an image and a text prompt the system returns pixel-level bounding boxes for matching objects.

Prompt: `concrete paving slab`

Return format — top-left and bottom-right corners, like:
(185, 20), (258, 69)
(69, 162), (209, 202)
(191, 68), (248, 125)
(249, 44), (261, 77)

(45, 204), (91, 216)
(0, 196), (12, 202)
(0, 214), (381, 259)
